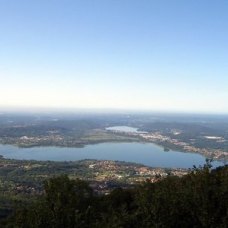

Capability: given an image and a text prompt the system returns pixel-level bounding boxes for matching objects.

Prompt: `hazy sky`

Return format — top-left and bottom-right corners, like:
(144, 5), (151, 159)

(0, 0), (228, 113)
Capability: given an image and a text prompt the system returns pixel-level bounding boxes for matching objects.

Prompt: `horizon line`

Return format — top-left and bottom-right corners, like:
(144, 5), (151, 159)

(0, 106), (228, 116)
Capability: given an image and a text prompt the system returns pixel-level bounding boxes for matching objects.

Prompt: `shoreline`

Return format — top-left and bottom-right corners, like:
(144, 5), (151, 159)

(0, 139), (226, 165)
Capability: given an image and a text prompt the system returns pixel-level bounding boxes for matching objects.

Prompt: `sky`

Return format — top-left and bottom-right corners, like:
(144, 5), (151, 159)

(0, 0), (228, 113)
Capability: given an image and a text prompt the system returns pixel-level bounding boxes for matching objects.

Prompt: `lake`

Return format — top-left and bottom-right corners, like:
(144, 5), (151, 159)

(0, 143), (224, 168)
(106, 126), (147, 133)
(106, 126), (140, 133)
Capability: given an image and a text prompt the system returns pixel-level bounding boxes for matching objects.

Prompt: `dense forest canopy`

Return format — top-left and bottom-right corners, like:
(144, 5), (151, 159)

(1, 163), (227, 228)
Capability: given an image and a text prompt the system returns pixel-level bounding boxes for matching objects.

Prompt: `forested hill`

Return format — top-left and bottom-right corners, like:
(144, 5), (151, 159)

(2, 164), (228, 228)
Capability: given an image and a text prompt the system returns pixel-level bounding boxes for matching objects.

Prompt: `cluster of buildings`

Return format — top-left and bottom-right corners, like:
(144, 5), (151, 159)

(114, 130), (228, 162)
(141, 132), (228, 161)
(85, 160), (188, 194)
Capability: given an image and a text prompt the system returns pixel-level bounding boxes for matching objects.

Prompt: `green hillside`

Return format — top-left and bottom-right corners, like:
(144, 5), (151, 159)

(2, 163), (228, 228)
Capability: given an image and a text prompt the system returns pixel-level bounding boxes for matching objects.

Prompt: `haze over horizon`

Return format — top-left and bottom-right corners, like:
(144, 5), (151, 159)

(1, 1), (228, 114)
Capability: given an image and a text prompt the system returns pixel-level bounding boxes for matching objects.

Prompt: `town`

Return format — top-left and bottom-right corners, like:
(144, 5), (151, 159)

(0, 157), (188, 196)
(108, 129), (228, 162)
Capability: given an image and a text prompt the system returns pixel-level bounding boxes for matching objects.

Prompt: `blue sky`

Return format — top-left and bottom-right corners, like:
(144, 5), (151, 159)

(0, 0), (228, 113)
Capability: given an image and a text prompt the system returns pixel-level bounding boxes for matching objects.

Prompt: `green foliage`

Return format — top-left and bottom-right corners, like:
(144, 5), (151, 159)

(3, 165), (228, 228)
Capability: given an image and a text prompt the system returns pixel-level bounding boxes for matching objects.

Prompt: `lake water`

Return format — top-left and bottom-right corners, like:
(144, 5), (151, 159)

(106, 126), (139, 133)
(0, 143), (224, 168)
(106, 126), (147, 133)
